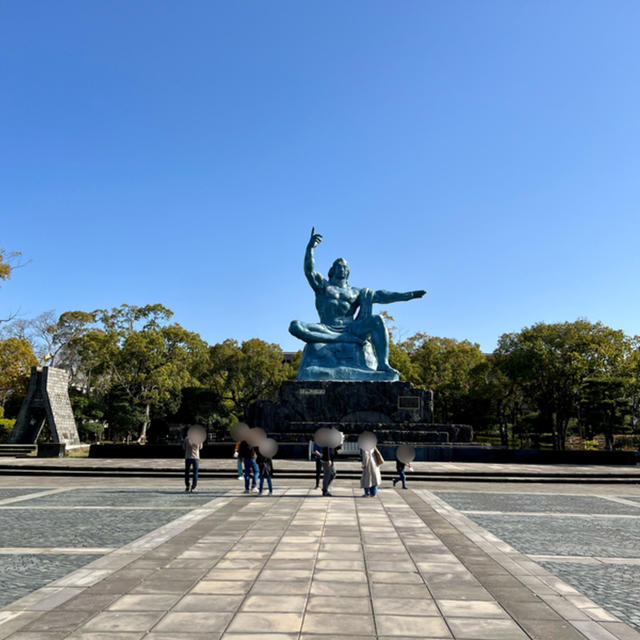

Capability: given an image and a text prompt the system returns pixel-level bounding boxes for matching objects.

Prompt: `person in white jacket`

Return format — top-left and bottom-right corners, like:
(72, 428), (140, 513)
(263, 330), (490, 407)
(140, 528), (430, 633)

(360, 445), (382, 497)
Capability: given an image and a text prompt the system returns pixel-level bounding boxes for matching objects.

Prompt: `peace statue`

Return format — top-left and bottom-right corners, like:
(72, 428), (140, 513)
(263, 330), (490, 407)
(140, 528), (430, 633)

(289, 228), (426, 381)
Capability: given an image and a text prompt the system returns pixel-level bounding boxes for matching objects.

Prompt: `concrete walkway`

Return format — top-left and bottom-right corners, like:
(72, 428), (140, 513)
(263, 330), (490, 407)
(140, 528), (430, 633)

(2, 457), (639, 479)
(1, 483), (639, 639)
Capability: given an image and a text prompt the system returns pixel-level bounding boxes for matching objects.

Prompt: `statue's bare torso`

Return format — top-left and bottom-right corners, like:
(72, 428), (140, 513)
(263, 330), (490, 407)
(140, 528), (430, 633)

(316, 284), (360, 329)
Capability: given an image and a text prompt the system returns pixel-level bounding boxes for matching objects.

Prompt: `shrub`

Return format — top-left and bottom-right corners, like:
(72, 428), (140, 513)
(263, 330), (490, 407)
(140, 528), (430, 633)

(0, 418), (16, 443)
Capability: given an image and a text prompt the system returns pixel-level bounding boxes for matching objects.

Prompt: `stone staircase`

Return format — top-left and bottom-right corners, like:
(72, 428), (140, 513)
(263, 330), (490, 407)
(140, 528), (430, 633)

(0, 444), (37, 457)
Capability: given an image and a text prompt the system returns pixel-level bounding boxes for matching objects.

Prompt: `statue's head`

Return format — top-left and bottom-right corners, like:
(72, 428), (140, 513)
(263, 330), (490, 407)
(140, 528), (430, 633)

(328, 258), (350, 283)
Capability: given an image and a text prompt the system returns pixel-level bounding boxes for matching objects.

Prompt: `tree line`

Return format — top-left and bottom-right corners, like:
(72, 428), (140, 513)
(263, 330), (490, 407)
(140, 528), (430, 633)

(1, 303), (639, 450)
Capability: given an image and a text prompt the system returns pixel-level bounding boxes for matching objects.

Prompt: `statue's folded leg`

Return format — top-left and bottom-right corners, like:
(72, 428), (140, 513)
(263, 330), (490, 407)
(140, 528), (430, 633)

(289, 320), (363, 344)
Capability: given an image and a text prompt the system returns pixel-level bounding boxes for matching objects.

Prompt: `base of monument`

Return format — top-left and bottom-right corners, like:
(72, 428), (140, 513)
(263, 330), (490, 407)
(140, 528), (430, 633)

(247, 380), (435, 432)
(297, 366), (398, 381)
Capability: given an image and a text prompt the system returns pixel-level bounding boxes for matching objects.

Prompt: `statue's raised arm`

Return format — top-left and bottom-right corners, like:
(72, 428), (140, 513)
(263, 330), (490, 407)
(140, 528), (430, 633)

(304, 227), (325, 292)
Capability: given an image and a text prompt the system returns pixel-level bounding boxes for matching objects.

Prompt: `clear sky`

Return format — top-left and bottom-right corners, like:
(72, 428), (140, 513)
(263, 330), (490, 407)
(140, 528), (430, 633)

(2, 1), (640, 352)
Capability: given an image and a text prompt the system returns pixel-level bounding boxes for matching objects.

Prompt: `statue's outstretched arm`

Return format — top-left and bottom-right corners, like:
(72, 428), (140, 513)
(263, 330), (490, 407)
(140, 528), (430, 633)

(304, 227), (325, 291)
(373, 289), (426, 304)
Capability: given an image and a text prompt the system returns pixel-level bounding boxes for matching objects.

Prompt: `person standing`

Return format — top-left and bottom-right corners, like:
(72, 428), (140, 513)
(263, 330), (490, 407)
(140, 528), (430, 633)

(257, 450), (274, 496)
(238, 439), (259, 494)
(183, 431), (203, 494)
(312, 441), (323, 489)
(360, 445), (382, 497)
(321, 444), (338, 496)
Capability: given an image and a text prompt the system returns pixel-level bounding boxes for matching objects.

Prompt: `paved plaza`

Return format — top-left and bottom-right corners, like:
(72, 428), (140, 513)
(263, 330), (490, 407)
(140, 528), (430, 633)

(0, 468), (639, 639)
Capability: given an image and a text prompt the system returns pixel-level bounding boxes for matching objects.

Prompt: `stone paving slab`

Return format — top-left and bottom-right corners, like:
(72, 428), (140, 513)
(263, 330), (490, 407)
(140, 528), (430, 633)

(433, 492), (640, 515)
(0, 490), (46, 502)
(458, 513), (640, 558)
(0, 509), (194, 548)
(0, 482), (639, 639)
(418, 489), (640, 639)
(20, 488), (227, 508)
(0, 556), (98, 609)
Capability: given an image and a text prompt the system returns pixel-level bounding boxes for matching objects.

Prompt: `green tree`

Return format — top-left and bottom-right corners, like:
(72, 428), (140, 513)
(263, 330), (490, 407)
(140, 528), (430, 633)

(401, 333), (487, 423)
(79, 304), (209, 443)
(495, 320), (632, 450)
(69, 389), (106, 442)
(0, 337), (38, 409)
(205, 338), (289, 421)
(579, 378), (630, 450)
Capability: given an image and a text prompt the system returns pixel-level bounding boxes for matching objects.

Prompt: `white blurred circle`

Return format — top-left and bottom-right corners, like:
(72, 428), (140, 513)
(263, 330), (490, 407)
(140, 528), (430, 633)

(187, 425), (206, 445)
(396, 444), (416, 464)
(246, 427), (266, 447)
(259, 438), (278, 458)
(230, 422), (250, 442)
(358, 431), (377, 451)
(326, 428), (342, 448)
(314, 427), (331, 447)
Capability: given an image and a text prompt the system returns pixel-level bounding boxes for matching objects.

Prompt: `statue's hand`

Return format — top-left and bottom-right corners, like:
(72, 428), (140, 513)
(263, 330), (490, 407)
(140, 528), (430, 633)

(411, 290), (426, 299)
(308, 226), (323, 249)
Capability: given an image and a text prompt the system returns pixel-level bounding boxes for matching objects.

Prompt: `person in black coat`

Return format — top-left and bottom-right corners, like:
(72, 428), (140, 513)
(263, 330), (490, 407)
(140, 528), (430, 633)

(321, 442), (342, 496)
(257, 451), (274, 495)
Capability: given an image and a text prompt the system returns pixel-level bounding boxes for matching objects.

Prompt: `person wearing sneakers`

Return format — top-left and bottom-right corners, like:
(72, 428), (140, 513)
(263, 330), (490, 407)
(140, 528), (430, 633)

(393, 458), (412, 489)
(183, 430), (203, 494)
(238, 439), (259, 493)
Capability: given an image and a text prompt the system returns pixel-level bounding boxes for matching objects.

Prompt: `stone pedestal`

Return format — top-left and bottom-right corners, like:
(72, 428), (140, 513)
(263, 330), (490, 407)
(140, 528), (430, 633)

(247, 380), (472, 445)
(9, 367), (80, 447)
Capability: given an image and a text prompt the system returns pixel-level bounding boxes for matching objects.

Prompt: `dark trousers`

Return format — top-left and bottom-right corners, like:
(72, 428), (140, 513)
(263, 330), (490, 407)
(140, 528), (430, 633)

(243, 457), (259, 490)
(185, 458), (199, 489)
(259, 473), (273, 493)
(315, 459), (322, 487)
(322, 461), (336, 494)
(394, 469), (407, 489)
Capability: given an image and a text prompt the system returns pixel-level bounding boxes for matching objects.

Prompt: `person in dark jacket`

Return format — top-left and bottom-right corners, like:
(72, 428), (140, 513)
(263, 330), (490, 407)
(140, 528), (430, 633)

(321, 443), (342, 496)
(238, 440), (259, 494)
(257, 452), (274, 496)
(392, 458), (412, 489)
(312, 441), (323, 489)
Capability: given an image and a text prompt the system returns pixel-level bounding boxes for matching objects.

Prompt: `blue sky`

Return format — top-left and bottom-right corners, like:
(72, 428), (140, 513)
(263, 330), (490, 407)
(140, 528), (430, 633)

(2, 1), (640, 352)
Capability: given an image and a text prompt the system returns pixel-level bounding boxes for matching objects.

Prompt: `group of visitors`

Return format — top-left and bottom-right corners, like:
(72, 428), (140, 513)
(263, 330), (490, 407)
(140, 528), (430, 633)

(313, 440), (413, 496)
(183, 428), (412, 496)
(182, 430), (274, 495)
(234, 439), (274, 495)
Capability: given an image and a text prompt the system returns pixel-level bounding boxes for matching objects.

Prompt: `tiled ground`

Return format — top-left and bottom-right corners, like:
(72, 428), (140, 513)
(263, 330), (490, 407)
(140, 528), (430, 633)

(22, 488), (227, 508)
(0, 555), (97, 609)
(538, 562), (640, 632)
(0, 478), (638, 639)
(0, 488), (229, 608)
(434, 488), (640, 634)
(432, 492), (640, 515)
